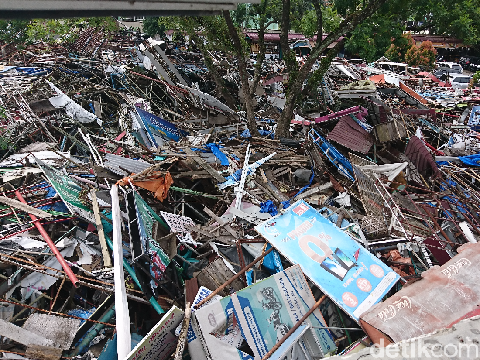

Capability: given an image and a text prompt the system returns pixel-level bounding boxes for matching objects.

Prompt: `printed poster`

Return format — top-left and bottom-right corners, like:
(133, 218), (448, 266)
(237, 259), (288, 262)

(194, 265), (336, 360)
(186, 286), (222, 360)
(126, 305), (184, 360)
(255, 200), (399, 321)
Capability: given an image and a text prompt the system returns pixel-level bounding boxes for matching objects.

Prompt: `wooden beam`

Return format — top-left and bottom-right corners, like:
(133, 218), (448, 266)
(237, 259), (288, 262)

(90, 189), (112, 268)
(0, 196), (52, 219)
(184, 148), (226, 183)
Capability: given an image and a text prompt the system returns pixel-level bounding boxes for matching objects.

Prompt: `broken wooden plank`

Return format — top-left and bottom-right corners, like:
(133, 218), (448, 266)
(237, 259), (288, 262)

(203, 206), (238, 238)
(173, 302), (192, 360)
(196, 257), (244, 297)
(184, 148), (226, 183)
(0, 195), (52, 219)
(90, 189), (112, 268)
(295, 182), (333, 200)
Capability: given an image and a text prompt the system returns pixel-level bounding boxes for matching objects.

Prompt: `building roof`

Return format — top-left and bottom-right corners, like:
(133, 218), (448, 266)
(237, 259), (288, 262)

(245, 32), (344, 43)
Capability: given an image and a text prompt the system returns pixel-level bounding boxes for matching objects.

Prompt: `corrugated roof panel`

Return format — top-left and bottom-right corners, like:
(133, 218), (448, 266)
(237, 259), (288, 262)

(326, 116), (373, 154)
(360, 242), (480, 344)
(104, 153), (151, 176)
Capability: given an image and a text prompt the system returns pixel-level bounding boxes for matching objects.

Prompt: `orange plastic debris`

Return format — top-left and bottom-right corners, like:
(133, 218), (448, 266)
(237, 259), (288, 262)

(117, 171), (173, 202)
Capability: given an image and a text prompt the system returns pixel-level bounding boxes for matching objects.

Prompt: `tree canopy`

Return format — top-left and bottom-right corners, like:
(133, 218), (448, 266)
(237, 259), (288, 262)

(344, 0), (480, 61)
(408, 0), (480, 47)
(0, 18), (118, 45)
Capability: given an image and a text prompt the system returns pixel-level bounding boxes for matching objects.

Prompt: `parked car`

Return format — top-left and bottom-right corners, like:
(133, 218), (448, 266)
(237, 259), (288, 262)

(450, 74), (471, 89)
(436, 62), (463, 74)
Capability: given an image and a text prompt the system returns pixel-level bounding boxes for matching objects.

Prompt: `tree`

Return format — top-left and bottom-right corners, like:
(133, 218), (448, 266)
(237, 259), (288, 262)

(273, 0), (390, 138)
(408, 0), (480, 49)
(344, 0), (480, 63)
(385, 33), (415, 63)
(152, 0), (392, 138)
(473, 71), (480, 85)
(405, 40), (436, 69)
(0, 20), (30, 44)
(0, 18), (118, 45)
(294, 6), (342, 38)
(143, 17), (165, 38)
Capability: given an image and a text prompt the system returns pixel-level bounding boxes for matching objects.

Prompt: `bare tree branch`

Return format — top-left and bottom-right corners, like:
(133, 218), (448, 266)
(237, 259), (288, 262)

(275, 0), (388, 138)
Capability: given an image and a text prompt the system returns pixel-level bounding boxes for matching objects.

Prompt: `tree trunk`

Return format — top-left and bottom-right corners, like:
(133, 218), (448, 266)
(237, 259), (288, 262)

(250, 1), (269, 97)
(223, 10), (260, 137)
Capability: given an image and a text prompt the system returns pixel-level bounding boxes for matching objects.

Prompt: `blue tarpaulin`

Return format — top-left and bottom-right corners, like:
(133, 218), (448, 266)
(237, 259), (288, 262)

(205, 143), (230, 166)
(260, 200), (278, 216)
(241, 129), (251, 138)
(458, 154), (480, 167)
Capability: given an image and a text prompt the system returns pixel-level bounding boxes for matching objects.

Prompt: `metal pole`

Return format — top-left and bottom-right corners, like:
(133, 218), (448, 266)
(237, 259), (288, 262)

(14, 190), (79, 287)
(69, 306), (116, 356)
(261, 295), (327, 360)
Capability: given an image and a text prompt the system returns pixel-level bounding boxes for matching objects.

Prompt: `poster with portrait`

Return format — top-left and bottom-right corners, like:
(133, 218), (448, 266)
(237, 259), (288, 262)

(255, 200), (399, 321)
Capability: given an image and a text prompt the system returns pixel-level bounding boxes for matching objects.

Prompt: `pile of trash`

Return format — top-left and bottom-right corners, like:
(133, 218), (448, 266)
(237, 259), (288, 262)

(1, 28), (480, 360)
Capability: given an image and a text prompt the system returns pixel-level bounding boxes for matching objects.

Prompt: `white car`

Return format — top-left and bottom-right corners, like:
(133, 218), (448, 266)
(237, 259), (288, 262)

(450, 74), (471, 89)
(437, 62), (463, 74)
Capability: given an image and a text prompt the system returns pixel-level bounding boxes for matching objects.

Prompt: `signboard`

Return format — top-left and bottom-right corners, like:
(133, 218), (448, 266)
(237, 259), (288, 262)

(134, 192), (171, 290)
(187, 287), (222, 360)
(36, 158), (95, 223)
(255, 200), (399, 321)
(126, 305), (184, 360)
(194, 265), (336, 360)
(136, 107), (187, 144)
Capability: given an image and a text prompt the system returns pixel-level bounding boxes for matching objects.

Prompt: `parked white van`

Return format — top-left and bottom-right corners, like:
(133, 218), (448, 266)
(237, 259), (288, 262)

(450, 74), (471, 89)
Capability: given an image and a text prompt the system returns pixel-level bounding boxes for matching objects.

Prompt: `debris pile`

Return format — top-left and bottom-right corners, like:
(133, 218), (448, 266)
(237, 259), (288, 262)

(1, 31), (480, 360)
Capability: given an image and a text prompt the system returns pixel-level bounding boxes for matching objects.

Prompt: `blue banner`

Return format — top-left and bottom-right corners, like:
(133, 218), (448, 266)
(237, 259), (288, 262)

(255, 200), (399, 321)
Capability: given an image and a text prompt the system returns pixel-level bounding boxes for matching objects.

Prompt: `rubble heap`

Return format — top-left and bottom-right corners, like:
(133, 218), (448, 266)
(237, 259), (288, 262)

(1, 29), (480, 360)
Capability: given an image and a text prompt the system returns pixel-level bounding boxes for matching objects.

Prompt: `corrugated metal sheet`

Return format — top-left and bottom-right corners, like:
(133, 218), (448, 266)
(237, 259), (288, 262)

(327, 116), (373, 154)
(404, 136), (441, 178)
(359, 242), (480, 344)
(104, 153), (151, 176)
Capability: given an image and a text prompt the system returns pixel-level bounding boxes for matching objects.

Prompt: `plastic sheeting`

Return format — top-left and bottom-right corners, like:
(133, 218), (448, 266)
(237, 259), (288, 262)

(118, 172), (173, 202)
(204, 143), (229, 166)
(47, 81), (102, 125)
(359, 162), (408, 184)
(259, 200), (278, 216)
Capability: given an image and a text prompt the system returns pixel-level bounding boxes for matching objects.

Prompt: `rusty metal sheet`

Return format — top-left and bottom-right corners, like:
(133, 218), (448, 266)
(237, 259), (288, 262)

(327, 116), (373, 154)
(360, 242), (480, 344)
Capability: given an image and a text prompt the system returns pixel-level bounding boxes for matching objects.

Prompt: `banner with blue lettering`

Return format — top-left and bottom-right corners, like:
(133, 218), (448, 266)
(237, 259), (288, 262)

(194, 265), (336, 360)
(136, 107), (188, 143)
(255, 200), (399, 321)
